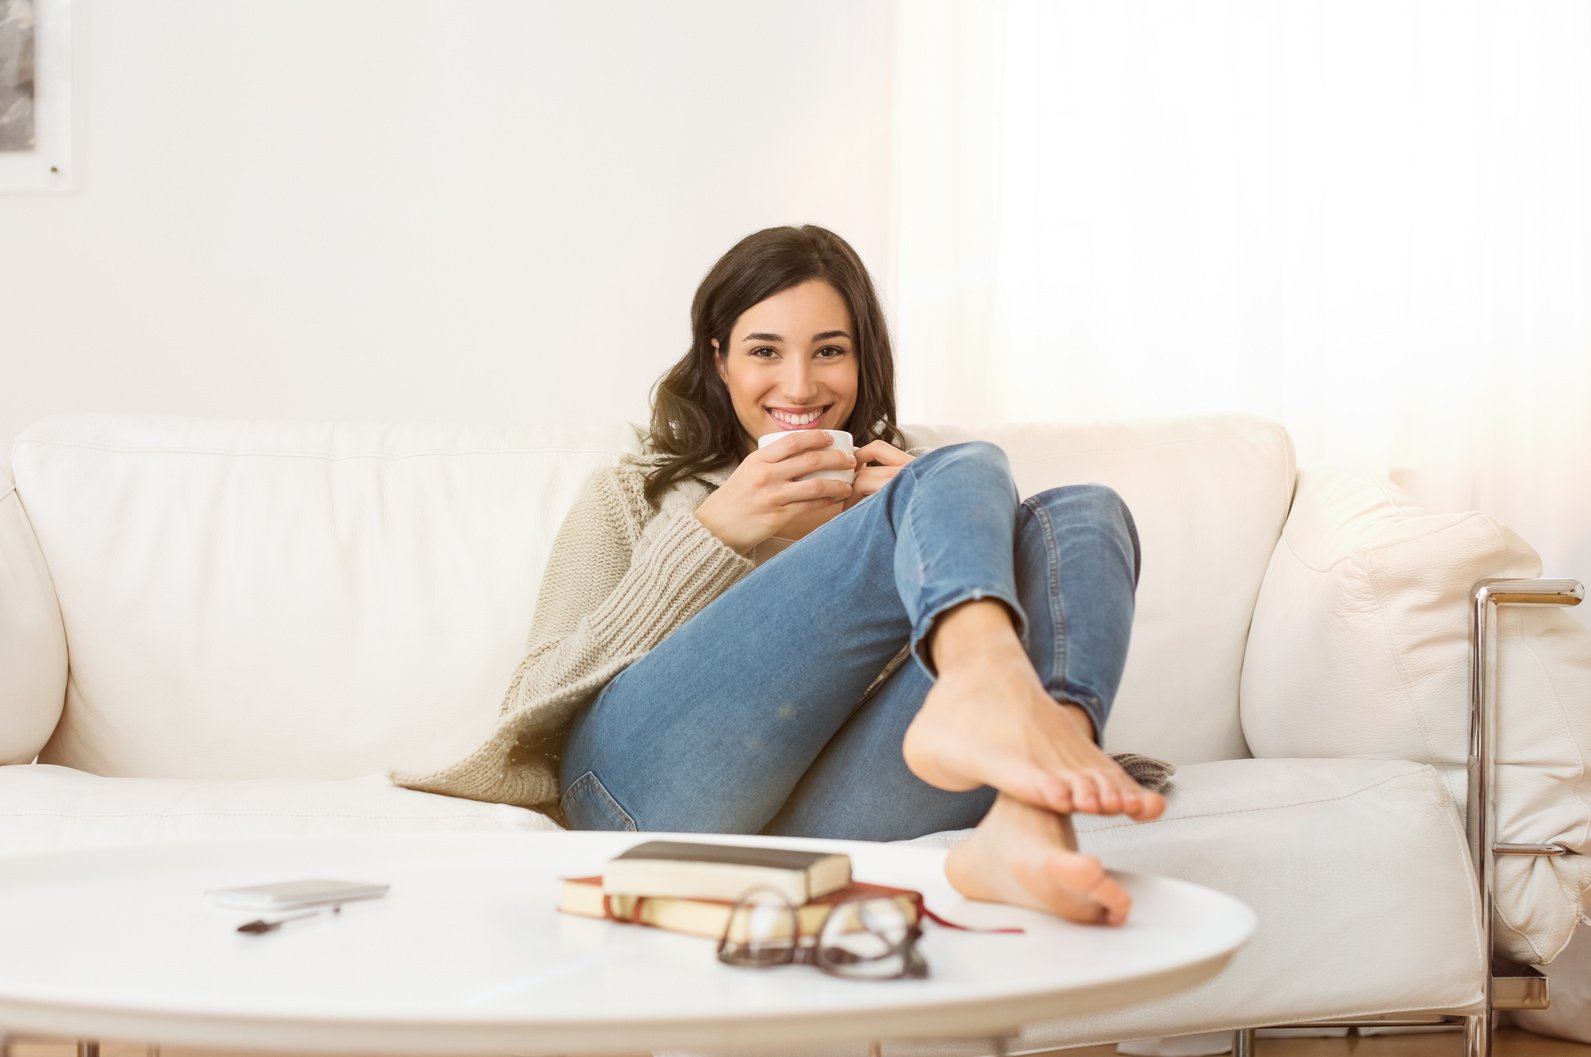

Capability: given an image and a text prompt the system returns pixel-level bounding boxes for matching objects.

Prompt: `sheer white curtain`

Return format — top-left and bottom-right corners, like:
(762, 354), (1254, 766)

(886, 0), (1591, 617)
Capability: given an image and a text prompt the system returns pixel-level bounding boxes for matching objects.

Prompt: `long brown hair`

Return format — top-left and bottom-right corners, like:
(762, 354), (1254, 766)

(644, 225), (903, 505)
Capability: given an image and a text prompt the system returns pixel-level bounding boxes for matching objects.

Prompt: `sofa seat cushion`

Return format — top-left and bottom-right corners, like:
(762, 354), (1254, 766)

(0, 764), (559, 857)
(890, 757), (1485, 1053)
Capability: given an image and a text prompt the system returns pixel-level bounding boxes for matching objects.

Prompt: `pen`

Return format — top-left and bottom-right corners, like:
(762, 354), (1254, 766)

(237, 904), (344, 934)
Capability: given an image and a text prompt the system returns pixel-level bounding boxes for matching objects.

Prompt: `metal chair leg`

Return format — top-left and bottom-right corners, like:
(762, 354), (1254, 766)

(77, 1043), (100, 1057)
(1464, 1011), (1491, 1057)
(1234, 1028), (1256, 1057)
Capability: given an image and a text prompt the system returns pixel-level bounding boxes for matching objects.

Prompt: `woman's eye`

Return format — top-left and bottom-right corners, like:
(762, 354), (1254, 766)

(818, 346), (847, 358)
(750, 347), (778, 359)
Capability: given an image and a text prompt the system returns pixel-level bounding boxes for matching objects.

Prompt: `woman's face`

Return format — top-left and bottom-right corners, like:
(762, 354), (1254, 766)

(712, 279), (860, 453)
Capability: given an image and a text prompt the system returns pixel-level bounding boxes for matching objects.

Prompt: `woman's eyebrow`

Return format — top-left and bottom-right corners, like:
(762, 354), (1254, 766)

(741, 330), (853, 343)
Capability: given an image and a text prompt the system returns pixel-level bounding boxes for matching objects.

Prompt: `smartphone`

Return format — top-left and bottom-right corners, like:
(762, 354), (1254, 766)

(206, 878), (390, 911)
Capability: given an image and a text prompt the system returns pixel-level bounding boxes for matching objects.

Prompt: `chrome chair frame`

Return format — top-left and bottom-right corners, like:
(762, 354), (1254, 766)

(1235, 577), (1585, 1057)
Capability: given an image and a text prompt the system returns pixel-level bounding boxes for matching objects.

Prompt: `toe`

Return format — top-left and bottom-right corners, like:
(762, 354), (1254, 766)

(1037, 855), (1121, 925)
(1069, 774), (1100, 813)
(1037, 772), (1075, 814)
(1086, 874), (1133, 925)
(1090, 771), (1122, 813)
(1130, 790), (1167, 821)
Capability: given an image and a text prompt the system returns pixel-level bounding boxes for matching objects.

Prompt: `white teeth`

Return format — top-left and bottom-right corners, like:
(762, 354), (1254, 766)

(770, 409), (822, 426)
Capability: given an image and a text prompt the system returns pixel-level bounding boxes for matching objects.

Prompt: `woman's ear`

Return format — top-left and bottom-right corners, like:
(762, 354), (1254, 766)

(711, 339), (727, 383)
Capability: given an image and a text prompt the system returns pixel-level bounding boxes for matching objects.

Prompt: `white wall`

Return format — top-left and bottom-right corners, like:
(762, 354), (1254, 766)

(0, 0), (894, 447)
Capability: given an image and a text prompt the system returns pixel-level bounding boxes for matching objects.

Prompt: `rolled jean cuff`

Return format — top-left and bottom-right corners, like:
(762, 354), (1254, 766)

(909, 587), (1030, 680)
(1053, 683), (1108, 746)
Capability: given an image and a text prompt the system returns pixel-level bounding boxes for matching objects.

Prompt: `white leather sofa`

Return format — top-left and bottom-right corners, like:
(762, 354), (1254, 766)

(2, 412), (1588, 1054)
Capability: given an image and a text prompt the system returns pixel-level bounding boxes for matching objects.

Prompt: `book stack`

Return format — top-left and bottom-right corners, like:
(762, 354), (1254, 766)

(558, 840), (925, 941)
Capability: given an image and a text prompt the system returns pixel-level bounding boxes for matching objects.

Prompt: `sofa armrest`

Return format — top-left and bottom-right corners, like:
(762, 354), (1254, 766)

(1240, 467), (1591, 962)
(0, 474), (67, 764)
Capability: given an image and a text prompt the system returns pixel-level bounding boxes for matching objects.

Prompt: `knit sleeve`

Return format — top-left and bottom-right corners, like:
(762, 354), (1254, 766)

(496, 467), (753, 722)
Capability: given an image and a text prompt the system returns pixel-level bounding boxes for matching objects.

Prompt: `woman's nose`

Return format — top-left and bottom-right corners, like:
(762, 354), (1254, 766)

(779, 360), (818, 401)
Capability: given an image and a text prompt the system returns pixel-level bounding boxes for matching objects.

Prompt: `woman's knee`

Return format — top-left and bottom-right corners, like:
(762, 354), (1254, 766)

(1023, 483), (1141, 579)
(908, 439), (1011, 478)
(898, 441), (1015, 505)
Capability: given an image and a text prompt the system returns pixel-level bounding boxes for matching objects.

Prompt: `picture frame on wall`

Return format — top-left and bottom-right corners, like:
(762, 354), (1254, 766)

(0, 0), (73, 192)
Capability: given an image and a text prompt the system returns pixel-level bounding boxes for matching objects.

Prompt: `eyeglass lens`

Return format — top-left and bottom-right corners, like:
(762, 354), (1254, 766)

(817, 896), (921, 979)
(719, 888), (927, 980)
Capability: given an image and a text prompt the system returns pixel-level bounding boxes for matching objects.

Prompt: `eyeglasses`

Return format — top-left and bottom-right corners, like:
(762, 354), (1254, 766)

(716, 885), (929, 980)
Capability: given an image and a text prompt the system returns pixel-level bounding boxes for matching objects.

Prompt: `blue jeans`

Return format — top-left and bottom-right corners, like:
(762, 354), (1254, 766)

(558, 441), (1141, 841)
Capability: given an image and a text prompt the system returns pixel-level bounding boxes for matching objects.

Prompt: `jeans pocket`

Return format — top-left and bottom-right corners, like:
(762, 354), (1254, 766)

(560, 770), (639, 832)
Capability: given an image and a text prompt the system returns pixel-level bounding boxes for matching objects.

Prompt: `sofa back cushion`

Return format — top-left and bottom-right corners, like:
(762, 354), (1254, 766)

(11, 412), (1293, 779)
(13, 416), (641, 778)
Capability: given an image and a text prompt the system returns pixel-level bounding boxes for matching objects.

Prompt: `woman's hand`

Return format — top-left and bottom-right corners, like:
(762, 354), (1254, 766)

(693, 431), (857, 553)
(844, 440), (914, 511)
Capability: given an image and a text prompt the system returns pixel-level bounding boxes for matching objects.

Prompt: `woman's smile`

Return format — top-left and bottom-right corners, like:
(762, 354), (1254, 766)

(765, 405), (832, 429)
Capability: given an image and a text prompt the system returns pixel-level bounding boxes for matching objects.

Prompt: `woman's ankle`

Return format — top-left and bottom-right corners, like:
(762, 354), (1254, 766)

(928, 599), (1024, 673)
(1058, 701), (1098, 742)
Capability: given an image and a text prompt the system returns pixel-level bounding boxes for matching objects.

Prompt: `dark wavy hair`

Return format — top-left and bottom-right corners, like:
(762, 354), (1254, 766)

(643, 225), (903, 506)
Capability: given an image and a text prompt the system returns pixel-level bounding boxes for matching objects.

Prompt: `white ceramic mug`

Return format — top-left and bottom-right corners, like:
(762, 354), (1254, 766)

(757, 429), (856, 483)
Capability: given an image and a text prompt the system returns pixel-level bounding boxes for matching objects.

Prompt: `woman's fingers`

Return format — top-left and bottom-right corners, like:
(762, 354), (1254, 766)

(760, 428), (838, 461)
(842, 441), (914, 510)
(776, 476), (852, 506)
(853, 439), (913, 466)
(843, 463), (903, 510)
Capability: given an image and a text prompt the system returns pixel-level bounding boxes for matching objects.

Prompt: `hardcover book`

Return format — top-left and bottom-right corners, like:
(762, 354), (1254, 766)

(601, 840), (853, 904)
(559, 874), (922, 942)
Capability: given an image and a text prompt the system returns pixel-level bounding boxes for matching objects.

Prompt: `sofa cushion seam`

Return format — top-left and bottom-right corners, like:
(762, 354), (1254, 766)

(0, 810), (534, 820)
(11, 438), (631, 463)
(1081, 766), (1436, 834)
(1280, 509), (1497, 575)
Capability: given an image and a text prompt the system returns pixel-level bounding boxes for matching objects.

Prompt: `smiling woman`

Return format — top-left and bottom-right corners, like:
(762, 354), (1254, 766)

(644, 225), (903, 507)
(394, 224), (1175, 928)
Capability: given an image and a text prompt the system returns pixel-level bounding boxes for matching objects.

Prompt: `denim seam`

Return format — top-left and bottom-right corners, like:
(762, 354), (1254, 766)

(1024, 496), (1107, 737)
(560, 770), (638, 831)
(1028, 496), (1068, 686)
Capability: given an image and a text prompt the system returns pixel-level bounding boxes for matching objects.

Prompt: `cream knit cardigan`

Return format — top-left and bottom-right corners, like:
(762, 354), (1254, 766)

(389, 446), (1172, 818)
(390, 450), (748, 812)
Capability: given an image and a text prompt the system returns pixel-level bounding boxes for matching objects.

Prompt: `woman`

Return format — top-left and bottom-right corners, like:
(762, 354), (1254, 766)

(395, 225), (1167, 925)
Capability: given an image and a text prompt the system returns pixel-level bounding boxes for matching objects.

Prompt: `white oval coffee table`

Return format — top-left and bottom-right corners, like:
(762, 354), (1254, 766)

(0, 831), (1254, 1054)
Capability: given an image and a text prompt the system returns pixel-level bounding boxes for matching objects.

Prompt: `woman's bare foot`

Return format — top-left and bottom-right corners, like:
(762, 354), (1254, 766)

(903, 600), (1166, 820)
(945, 792), (1132, 925)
